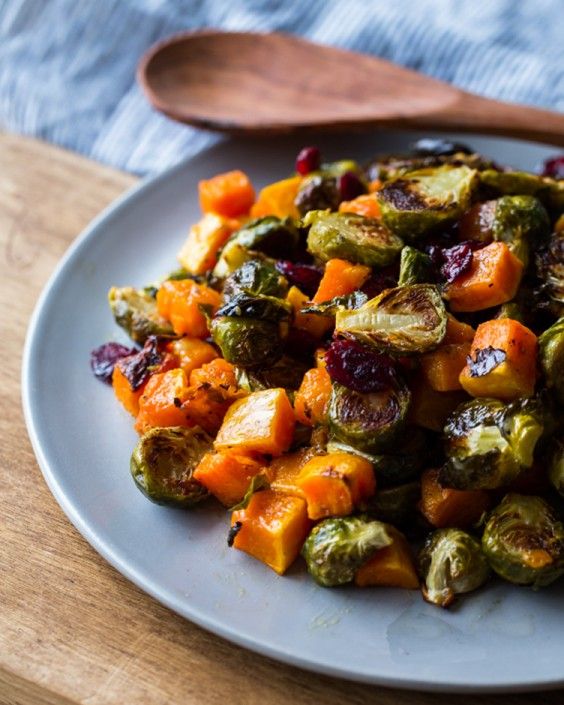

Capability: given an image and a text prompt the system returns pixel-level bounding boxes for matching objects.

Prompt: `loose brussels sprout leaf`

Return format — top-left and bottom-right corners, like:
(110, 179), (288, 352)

(480, 170), (564, 212)
(335, 284), (447, 354)
(536, 230), (564, 319)
(440, 398), (544, 490)
(539, 317), (564, 405)
(130, 426), (212, 507)
(235, 356), (309, 392)
(548, 441), (564, 498)
(222, 259), (288, 301)
(302, 291), (368, 316)
(377, 165), (478, 240)
(108, 286), (174, 344)
(419, 529), (490, 607)
(398, 246), (435, 286)
(304, 210), (403, 267)
(302, 516), (392, 586)
(211, 317), (285, 369)
(366, 481), (421, 526)
(229, 473), (270, 511)
(213, 217), (300, 278)
(328, 380), (410, 454)
(482, 494), (564, 587)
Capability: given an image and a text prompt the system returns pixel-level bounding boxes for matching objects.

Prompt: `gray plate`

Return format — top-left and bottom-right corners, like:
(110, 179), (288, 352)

(22, 131), (564, 693)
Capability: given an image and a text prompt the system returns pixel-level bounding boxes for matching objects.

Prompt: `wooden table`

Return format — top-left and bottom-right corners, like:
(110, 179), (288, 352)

(1, 132), (560, 705)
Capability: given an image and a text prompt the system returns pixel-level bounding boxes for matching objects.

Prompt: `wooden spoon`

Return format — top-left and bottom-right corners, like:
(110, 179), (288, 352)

(138, 30), (564, 146)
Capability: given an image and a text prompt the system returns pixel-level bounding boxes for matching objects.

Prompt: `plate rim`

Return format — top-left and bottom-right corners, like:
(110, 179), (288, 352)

(21, 137), (564, 694)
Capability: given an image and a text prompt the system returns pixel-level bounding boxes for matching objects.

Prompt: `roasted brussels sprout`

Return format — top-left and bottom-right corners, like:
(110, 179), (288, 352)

(419, 529), (490, 607)
(366, 150), (492, 182)
(108, 286), (174, 344)
(335, 284), (447, 355)
(301, 516), (392, 586)
(367, 481), (421, 526)
(295, 174), (340, 215)
(480, 169), (564, 212)
(490, 196), (550, 265)
(235, 355), (308, 392)
(302, 291), (368, 316)
(440, 398), (544, 490)
(213, 217), (300, 278)
(539, 318), (564, 405)
(398, 246), (435, 286)
(328, 379), (410, 454)
(222, 259), (288, 301)
(304, 210), (403, 267)
(130, 426), (212, 507)
(536, 230), (564, 318)
(548, 441), (564, 498)
(482, 494), (564, 587)
(377, 165), (478, 240)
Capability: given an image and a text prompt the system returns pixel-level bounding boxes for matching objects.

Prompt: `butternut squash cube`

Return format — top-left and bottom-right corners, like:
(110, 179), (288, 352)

(420, 342), (471, 392)
(249, 176), (302, 219)
(355, 527), (419, 589)
(193, 451), (265, 507)
(177, 213), (239, 275)
(286, 286), (332, 339)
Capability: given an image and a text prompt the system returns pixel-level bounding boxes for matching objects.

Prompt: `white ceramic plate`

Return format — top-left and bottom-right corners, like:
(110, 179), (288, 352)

(22, 131), (564, 693)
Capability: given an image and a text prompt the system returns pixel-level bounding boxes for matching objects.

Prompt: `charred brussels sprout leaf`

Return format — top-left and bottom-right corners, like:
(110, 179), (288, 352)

(302, 516), (392, 586)
(130, 426), (212, 507)
(377, 165), (478, 240)
(335, 284), (447, 354)
(235, 356), (308, 392)
(302, 291), (368, 316)
(328, 380), (410, 454)
(398, 246), (435, 286)
(367, 481), (421, 526)
(441, 398), (544, 490)
(482, 494), (564, 587)
(222, 259), (288, 301)
(539, 317), (564, 405)
(213, 217), (300, 278)
(108, 286), (174, 344)
(419, 529), (490, 607)
(304, 211), (403, 267)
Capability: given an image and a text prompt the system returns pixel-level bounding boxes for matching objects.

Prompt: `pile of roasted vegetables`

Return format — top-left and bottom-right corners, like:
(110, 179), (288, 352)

(92, 140), (564, 608)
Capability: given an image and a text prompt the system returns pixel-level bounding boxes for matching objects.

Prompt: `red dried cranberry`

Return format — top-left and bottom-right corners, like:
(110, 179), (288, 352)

(284, 328), (320, 359)
(361, 267), (398, 298)
(275, 260), (323, 298)
(295, 146), (321, 175)
(116, 336), (162, 391)
(541, 155), (564, 180)
(90, 342), (136, 384)
(338, 171), (366, 201)
(440, 243), (473, 283)
(325, 339), (397, 393)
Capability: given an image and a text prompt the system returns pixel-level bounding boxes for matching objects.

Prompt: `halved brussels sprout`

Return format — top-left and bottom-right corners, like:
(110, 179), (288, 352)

(548, 441), (564, 498)
(398, 246), (435, 286)
(235, 355), (309, 392)
(440, 398), (544, 490)
(302, 291), (368, 316)
(213, 217), (300, 278)
(419, 529), (490, 607)
(295, 175), (340, 216)
(108, 286), (174, 344)
(222, 259), (288, 301)
(304, 211), (403, 267)
(366, 149), (493, 182)
(301, 516), (392, 586)
(539, 317), (564, 405)
(536, 230), (564, 318)
(328, 380), (410, 454)
(377, 165), (478, 240)
(482, 494), (564, 587)
(480, 169), (564, 212)
(335, 284), (447, 354)
(130, 426), (212, 507)
(367, 481), (421, 526)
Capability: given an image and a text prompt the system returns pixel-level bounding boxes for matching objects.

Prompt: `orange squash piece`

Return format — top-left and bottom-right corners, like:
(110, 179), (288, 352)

(268, 447), (316, 498)
(339, 194), (381, 219)
(286, 285), (332, 339)
(355, 527), (419, 589)
(167, 337), (218, 376)
(193, 451), (266, 507)
(249, 176), (302, 219)
(419, 469), (490, 528)
(177, 213), (240, 275)
(296, 452), (376, 520)
(408, 377), (468, 432)
(199, 170), (255, 217)
(214, 388), (295, 456)
(156, 279), (221, 337)
(420, 342), (471, 392)
(293, 367), (332, 427)
(112, 365), (144, 416)
(443, 314), (475, 344)
(445, 241), (524, 312)
(135, 368), (191, 433)
(231, 490), (311, 574)
(312, 258), (371, 304)
(459, 318), (537, 400)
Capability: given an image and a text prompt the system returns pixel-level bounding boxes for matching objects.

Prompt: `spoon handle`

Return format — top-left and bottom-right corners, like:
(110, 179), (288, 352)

(403, 91), (564, 148)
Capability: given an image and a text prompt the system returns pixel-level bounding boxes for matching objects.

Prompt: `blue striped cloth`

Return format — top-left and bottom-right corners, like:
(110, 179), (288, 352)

(1, 0), (562, 175)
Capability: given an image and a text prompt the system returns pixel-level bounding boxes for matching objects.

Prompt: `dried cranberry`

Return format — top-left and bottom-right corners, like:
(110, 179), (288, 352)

(440, 243), (473, 283)
(285, 328), (320, 360)
(325, 339), (397, 393)
(295, 146), (321, 175)
(275, 260), (323, 298)
(338, 171), (366, 201)
(466, 346), (507, 377)
(541, 155), (564, 180)
(361, 267), (398, 298)
(116, 336), (162, 391)
(90, 342), (136, 384)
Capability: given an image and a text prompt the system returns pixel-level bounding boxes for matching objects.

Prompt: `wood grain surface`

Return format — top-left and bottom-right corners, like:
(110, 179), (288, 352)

(0, 131), (561, 705)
